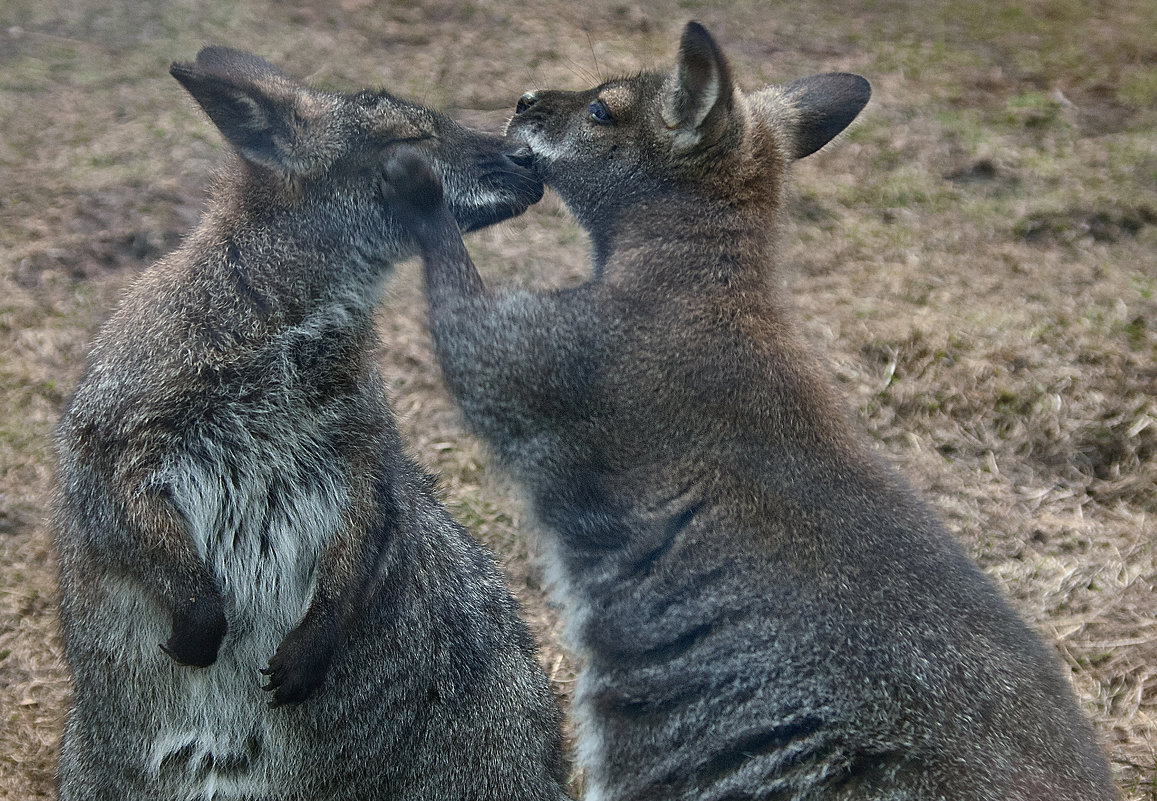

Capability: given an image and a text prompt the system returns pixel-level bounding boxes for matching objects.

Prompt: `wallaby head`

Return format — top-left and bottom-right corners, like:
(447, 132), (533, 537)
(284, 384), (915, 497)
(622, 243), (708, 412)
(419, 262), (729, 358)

(171, 46), (541, 253)
(507, 21), (867, 267)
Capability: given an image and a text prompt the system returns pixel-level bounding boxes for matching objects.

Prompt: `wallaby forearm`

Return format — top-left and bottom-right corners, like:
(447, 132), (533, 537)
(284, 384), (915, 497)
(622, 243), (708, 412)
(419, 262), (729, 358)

(116, 481), (227, 667)
(264, 472), (394, 704)
(422, 217), (486, 299)
(425, 286), (601, 470)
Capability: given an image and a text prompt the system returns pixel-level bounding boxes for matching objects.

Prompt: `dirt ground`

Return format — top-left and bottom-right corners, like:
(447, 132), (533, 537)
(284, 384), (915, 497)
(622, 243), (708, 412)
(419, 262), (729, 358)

(1, 0), (1154, 798)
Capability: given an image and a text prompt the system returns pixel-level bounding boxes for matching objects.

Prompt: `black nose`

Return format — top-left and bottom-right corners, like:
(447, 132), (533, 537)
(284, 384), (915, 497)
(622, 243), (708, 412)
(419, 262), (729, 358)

(515, 92), (539, 115)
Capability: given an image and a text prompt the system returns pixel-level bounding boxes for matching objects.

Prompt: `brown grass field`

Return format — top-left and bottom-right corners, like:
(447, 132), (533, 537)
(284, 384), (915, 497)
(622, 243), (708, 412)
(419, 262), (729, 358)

(1, 0), (1154, 798)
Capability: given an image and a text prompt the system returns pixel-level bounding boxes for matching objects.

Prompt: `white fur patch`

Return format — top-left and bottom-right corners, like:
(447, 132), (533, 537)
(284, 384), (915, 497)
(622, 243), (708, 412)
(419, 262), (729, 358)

(162, 425), (340, 629)
(142, 390), (349, 797)
(518, 129), (570, 165)
(148, 730), (261, 800)
(571, 671), (610, 801)
(531, 524), (615, 801)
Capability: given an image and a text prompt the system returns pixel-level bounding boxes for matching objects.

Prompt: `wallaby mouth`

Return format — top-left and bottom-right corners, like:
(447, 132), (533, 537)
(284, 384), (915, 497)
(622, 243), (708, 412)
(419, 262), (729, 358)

(454, 167), (543, 233)
(498, 152), (545, 207)
(505, 144), (535, 169)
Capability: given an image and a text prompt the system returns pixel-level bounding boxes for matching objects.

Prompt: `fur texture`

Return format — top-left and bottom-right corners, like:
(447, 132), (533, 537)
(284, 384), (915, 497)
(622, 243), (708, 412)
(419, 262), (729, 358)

(387, 21), (1118, 801)
(54, 46), (565, 801)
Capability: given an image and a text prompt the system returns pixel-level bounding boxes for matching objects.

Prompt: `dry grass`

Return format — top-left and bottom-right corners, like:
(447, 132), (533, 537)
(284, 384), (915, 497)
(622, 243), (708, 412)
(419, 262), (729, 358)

(1, 1), (1154, 799)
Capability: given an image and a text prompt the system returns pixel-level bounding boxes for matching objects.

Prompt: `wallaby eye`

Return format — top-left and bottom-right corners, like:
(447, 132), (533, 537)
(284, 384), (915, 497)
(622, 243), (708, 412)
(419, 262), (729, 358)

(588, 100), (613, 125)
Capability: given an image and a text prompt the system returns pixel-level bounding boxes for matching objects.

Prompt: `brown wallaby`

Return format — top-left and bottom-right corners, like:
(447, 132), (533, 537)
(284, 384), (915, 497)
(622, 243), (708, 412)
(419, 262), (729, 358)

(53, 46), (568, 800)
(383, 21), (1119, 801)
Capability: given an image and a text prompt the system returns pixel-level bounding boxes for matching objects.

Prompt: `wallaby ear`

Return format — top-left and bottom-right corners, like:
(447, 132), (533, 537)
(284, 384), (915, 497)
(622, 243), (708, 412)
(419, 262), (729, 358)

(660, 21), (734, 152)
(781, 73), (870, 159)
(170, 47), (326, 177)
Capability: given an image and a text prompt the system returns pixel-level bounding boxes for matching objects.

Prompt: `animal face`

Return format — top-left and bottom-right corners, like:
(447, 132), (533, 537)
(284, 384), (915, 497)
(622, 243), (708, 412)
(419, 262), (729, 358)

(350, 90), (544, 233)
(505, 74), (680, 231)
(506, 22), (868, 235)
(170, 47), (542, 249)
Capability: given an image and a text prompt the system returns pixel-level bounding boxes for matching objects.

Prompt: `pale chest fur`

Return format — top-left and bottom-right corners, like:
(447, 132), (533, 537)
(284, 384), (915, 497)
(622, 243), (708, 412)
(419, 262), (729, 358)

(136, 404), (350, 798)
(160, 413), (345, 638)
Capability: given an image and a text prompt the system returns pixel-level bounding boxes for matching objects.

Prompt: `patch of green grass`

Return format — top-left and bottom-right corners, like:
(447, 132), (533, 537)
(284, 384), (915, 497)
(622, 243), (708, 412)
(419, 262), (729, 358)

(1119, 65), (1157, 110)
(1004, 91), (1067, 129)
(871, 40), (968, 82)
(840, 166), (957, 218)
(1131, 275), (1155, 302)
(953, 0), (1105, 81)
(1120, 316), (1148, 351)
(935, 107), (990, 153)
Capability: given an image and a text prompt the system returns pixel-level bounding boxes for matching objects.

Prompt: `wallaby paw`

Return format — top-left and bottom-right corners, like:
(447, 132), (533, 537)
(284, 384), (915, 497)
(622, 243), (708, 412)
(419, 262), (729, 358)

(261, 621), (338, 707)
(382, 146), (445, 222)
(161, 596), (227, 668)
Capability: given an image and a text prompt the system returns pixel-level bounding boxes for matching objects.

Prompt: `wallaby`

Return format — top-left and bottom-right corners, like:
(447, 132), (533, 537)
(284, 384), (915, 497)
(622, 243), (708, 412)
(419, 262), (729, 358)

(384, 21), (1119, 801)
(53, 46), (568, 801)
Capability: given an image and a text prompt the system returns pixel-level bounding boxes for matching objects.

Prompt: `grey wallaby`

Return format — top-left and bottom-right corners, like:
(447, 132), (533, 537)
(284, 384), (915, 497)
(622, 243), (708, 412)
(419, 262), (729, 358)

(383, 20), (1119, 801)
(53, 46), (568, 800)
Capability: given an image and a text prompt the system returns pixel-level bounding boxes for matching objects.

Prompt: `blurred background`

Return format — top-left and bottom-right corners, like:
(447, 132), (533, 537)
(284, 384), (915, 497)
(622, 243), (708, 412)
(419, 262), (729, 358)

(1, 1), (1154, 797)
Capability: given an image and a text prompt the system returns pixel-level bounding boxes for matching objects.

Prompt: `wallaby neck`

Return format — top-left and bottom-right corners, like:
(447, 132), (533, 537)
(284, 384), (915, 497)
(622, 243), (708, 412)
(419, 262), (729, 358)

(592, 196), (780, 292)
(202, 209), (393, 331)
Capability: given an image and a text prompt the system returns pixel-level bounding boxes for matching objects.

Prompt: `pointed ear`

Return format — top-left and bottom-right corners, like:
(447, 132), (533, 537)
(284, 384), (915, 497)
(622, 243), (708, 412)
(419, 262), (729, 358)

(780, 73), (870, 159)
(170, 47), (326, 177)
(660, 21), (734, 152)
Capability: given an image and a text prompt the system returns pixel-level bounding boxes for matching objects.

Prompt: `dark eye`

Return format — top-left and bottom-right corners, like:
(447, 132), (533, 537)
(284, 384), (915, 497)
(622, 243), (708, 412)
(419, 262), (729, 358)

(588, 100), (613, 125)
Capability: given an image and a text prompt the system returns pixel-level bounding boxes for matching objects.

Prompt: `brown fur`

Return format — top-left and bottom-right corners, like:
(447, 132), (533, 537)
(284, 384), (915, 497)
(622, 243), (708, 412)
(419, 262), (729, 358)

(54, 46), (565, 800)
(386, 20), (1118, 801)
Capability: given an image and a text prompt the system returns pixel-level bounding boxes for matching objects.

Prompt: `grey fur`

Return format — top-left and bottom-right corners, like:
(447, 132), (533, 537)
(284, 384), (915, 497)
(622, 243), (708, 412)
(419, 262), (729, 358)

(386, 21), (1118, 801)
(53, 46), (566, 801)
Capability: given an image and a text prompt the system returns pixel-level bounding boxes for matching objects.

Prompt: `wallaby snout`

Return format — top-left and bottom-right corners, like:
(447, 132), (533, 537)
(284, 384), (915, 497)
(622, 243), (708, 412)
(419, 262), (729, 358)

(436, 130), (543, 232)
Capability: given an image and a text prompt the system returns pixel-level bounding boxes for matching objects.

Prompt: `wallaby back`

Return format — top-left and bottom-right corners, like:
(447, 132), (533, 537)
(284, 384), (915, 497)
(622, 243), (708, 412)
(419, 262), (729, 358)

(53, 47), (564, 800)
(386, 21), (1118, 801)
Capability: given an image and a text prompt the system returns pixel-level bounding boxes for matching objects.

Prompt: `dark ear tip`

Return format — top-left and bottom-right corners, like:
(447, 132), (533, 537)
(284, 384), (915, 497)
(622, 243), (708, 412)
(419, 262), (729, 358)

(169, 61), (203, 91)
(193, 45), (236, 65)
(677, 20), (729, 86)
(803, 72), (871, 110)
(842, 73), (872, 107)
(683, 20), (710, 38)
(784, 72), (873, 160)
(681, 20), (715, 52)
(181, 46), (286, 84)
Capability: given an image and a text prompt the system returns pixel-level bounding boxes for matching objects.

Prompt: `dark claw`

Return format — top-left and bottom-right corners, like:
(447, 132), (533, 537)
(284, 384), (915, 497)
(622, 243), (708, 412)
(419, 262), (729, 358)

(161, 599), (227, 668)
(260, 621), (338, 707)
